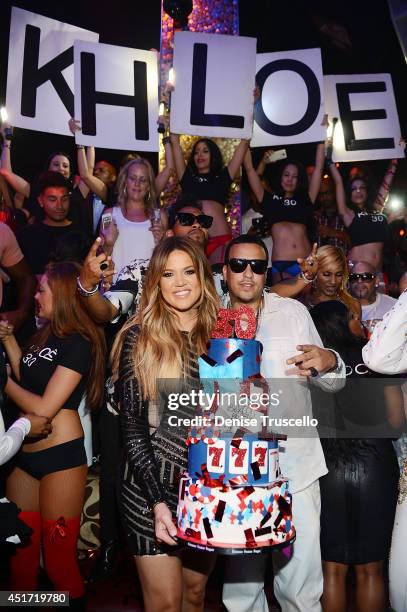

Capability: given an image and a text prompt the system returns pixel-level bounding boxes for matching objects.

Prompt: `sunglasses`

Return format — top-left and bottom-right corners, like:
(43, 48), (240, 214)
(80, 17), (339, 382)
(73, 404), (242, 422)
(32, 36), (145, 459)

(349, 273), (376, 282)
(175, 212), (213, 229)
(228, 258), (268, 274)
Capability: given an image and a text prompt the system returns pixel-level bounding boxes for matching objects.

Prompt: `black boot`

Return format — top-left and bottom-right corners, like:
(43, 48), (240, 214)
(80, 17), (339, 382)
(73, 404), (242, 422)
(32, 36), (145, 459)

(87, 540), (120, 583)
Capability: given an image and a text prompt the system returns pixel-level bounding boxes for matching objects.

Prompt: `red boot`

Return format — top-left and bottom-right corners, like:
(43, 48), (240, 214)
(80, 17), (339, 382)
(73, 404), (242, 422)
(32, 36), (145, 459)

(42, 516), (85, 599)
(10, 511), (41, 590)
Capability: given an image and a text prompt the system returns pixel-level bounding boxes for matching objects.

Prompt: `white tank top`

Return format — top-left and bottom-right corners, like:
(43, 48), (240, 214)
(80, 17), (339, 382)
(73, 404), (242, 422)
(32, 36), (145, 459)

(111, 206), (155, 280)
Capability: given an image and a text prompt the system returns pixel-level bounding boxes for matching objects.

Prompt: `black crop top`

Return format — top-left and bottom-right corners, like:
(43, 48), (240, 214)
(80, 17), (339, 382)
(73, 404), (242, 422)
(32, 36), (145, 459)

(347, 210), (390, 247)
(180, 167), (232, 205)
(261, 190), (315, 230)
(19, 332), (92, 411)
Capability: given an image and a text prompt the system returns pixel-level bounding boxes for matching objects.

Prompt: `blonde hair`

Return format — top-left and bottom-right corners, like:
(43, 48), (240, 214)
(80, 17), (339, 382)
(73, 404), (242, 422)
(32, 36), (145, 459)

(116, 158), (157, 216)
(315, 245), (360, 317)
(111, 237), (219, 399)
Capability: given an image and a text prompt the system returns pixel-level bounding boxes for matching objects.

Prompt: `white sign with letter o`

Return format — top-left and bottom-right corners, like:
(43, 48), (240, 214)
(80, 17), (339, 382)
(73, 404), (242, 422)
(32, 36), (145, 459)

(251, 48), (325, 147)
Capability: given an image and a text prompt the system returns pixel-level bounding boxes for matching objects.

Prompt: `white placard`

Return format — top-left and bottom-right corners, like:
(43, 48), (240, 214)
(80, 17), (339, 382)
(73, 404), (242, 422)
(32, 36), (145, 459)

(74, 41), (159, 152)
(6, 7), (98, 136)
(170, 31), (256, 139)
(251, 48), (325, 147)
(324, 74), (404, 162)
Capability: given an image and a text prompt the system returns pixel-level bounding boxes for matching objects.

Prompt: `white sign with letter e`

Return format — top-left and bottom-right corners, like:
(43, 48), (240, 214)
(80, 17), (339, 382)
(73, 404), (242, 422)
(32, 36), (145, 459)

(324, 73), (404, 162)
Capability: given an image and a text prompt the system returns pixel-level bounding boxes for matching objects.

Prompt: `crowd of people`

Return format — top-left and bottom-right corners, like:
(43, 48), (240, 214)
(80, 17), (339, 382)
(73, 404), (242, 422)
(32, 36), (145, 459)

(0, 112), (407, 612)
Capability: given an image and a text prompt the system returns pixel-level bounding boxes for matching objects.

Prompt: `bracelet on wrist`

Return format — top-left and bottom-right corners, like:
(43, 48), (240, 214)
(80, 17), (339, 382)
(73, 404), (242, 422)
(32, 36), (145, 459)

(2, 142), (11, 148)
(327, 350), (339, 372)
(299, 271), (314, 284)
(162, 136), (170, 145)
(152, 500), (166, 512)
(76, 144), (85, 150)
(76, 275), (99, 297)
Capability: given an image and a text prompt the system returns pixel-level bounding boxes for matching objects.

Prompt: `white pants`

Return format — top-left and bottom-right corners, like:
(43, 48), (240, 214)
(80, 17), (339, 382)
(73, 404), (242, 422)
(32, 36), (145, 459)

(222, 481), (323, 612)
(389, 489), (407, 611)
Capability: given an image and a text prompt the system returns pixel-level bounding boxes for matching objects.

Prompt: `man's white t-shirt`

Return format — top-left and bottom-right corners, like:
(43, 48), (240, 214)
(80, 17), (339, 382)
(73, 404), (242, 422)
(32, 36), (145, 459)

(361, 292), (396, 336)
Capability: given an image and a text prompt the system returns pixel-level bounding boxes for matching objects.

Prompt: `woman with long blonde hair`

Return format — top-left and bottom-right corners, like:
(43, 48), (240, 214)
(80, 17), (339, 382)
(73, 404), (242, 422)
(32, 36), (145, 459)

(114, 236), (219, 611)
(101, 157), (170, 281)
(307, 245), (361, 324)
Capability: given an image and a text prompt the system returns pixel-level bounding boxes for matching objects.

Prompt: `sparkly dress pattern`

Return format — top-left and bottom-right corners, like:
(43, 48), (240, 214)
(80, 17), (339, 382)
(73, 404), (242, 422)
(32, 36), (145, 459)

(119, 326), (198, 555)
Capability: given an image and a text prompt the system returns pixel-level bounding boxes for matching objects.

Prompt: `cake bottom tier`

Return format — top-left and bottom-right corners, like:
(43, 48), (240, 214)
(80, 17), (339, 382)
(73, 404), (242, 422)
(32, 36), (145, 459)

(177, 475), (295, 553)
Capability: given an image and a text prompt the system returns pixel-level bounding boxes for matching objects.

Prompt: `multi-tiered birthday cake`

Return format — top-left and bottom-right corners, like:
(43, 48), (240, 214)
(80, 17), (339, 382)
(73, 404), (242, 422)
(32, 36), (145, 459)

(176, 306), (295, 553)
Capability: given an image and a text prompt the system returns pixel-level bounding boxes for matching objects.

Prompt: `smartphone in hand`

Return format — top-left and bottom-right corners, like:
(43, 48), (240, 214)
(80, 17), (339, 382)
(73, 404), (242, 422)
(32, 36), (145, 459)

(101, 213), (112, 230)
(266, 149), (287, 163)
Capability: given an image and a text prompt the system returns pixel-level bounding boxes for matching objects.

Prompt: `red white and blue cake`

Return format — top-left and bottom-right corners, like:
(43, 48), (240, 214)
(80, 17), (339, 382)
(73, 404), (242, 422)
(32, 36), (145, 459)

(176, 306), (295, 553)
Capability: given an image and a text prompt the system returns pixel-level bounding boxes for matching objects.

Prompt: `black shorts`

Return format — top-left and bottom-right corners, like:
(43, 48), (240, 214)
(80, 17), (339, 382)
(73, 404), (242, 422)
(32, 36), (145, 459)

(17, 438), (87, 480)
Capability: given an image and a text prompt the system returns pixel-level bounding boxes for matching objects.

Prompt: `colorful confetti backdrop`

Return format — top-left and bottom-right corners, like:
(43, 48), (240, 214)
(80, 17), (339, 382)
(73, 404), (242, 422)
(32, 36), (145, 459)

(160, 0), (241, 235)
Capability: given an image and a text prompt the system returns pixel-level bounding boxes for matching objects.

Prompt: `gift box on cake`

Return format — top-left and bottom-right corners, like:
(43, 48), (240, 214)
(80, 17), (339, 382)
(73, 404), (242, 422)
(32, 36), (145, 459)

(198, 338), (263, 380)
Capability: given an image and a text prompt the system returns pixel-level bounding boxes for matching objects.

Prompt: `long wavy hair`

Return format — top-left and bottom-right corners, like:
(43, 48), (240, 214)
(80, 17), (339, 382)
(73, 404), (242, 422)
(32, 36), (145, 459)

(111, 237), (220, 399)
(346, 176), (376, 212)
(314, 245), (359, 317)
(116, 158), (157, 216)
(29, 262), (106, 409)
(310, 300), (364, 354)
(270, 158), (309, 198)
(187, 138), (223, 175)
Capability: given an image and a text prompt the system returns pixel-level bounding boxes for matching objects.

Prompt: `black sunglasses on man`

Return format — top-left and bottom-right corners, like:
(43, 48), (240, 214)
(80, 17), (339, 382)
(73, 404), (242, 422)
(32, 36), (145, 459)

(175, 212), (213, 229)
(227, 258), (268, 274)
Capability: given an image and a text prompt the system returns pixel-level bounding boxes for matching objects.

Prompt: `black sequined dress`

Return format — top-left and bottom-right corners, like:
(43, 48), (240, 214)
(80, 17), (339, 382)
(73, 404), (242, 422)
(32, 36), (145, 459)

(118, 326), (199, 555)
